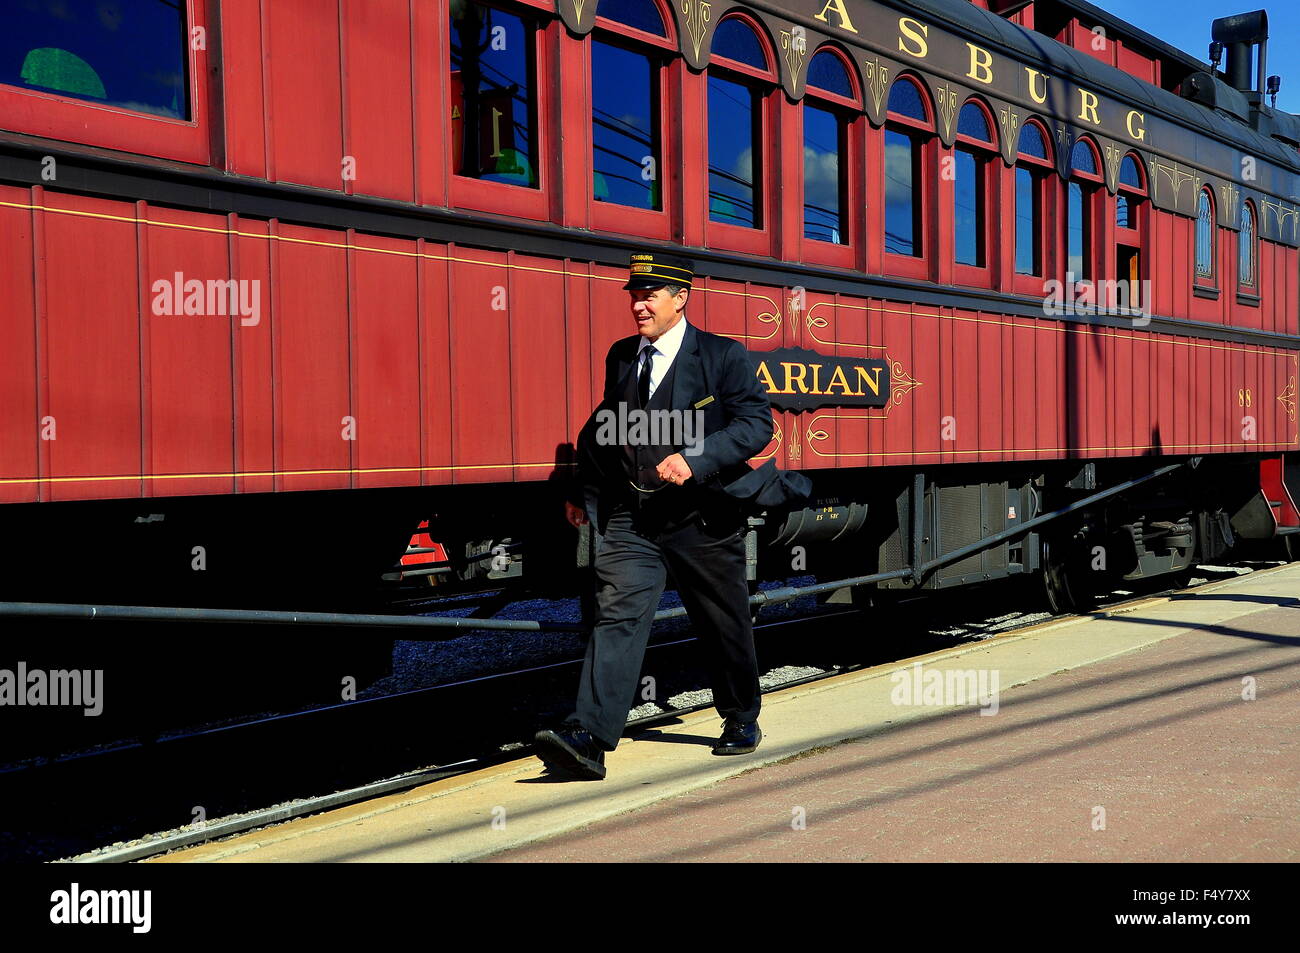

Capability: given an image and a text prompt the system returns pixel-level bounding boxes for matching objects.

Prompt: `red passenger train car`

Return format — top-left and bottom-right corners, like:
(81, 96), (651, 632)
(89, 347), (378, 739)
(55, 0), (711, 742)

(0, 0), (1297, 612)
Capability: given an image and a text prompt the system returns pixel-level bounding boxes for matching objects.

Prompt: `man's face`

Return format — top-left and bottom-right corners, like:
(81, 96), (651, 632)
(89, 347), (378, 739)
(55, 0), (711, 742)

(629, 286), (687, 340)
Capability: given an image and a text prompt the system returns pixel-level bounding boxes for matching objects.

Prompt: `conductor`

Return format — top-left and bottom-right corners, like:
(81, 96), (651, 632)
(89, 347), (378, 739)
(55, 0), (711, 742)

(534, 252), (774, 780)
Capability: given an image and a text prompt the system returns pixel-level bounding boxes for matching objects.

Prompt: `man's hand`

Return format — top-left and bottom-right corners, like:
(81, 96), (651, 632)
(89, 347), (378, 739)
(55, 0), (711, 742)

(656, 453), (693, 486)
(565, 501), (589, 528)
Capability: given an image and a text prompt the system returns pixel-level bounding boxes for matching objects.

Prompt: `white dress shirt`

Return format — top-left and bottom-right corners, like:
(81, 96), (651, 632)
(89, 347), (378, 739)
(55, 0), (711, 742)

(637, 316), (688, 401)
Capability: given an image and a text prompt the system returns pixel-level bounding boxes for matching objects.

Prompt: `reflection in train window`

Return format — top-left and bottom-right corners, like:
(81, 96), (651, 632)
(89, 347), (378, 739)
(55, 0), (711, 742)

(591, 39), (660, 209)
(2, 0), (189, 119)
(450, 1), (539, 188)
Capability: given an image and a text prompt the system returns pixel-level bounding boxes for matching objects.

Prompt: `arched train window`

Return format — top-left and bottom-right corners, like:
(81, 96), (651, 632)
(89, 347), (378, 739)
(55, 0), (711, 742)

(884, 77), (932, 259)
(1114, 153), (1146, 290)
(953, 100), (995, 270)
(707, 17), (774, 231)
(1014, 121), (1051, 276)
(1239, 201), (1257, 289)
(803, 49), (854, 245)
(1195, 188), (1215, 281)
(1067, 139), (1102, 280)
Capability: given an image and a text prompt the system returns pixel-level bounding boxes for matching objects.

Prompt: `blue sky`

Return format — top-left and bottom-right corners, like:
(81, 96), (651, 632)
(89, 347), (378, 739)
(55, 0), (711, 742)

(1093, 0), (1299, 113)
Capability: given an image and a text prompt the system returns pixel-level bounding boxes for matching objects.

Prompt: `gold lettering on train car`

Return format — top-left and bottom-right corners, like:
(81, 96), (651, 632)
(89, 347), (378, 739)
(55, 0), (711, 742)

(1024, 67), (1048, 104)
(809, 362), (823, 393)
(1126, 110), (1147, 142)
(814, 0), (858, 34)
(826, 364), (853, 395)
(1077, 89), (1101, 125)
(898, 17), (929, 59)
(781, 362), (810, 394)
(855, 365), (883, 396)
(966, 44), (993, 85)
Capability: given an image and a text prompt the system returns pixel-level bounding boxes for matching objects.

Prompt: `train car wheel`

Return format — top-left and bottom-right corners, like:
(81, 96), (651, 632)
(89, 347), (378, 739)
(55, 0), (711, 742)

(1040, 538), (1090, 615)
(1283, 533), (1300, 563)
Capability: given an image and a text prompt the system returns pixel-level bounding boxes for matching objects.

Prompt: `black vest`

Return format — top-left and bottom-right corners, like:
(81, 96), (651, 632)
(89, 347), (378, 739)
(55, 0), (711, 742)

(621, 352), (681, 492)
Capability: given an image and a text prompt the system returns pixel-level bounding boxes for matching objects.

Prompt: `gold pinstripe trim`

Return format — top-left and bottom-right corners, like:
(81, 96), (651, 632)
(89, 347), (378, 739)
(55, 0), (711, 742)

(2, 199), (1294, 477)
(0, 461), (573, 488)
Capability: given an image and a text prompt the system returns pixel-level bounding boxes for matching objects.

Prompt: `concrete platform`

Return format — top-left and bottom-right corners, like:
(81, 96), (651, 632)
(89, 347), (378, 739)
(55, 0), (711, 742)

(152, 564), (1300, 863)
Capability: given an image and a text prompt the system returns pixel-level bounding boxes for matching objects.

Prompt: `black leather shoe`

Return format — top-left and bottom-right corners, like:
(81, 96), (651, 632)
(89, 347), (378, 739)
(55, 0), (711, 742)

(533, 725), (607, 780)
(712, 718), (762, 755)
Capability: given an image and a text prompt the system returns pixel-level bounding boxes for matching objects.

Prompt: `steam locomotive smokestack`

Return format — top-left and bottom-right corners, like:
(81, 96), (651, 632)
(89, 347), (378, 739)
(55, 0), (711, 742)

(1211, 10), (1269, 95)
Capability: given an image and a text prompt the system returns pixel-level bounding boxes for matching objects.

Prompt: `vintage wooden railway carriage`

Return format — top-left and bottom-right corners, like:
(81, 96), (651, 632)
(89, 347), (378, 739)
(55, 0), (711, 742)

(0, 0), (1297, 614)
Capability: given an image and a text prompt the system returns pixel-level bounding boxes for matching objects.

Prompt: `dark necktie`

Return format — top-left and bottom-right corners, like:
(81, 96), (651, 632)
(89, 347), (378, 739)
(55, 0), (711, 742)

(637, 346), (656, 407)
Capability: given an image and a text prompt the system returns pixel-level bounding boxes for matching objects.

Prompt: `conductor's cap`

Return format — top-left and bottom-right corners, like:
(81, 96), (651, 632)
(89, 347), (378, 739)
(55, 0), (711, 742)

(623, 252), (694, 291)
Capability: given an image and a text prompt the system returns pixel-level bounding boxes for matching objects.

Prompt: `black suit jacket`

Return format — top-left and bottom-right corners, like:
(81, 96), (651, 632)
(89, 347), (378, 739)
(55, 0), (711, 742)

(574, 320), (775, 531)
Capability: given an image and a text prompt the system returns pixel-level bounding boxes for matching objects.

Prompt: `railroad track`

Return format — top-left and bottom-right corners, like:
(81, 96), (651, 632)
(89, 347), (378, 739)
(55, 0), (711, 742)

(15, 560), (1270, 864)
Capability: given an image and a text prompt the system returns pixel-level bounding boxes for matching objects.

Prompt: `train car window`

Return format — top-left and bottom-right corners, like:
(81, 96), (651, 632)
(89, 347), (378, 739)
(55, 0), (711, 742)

(884, 129), (920, 255)
(954, 149), (984, 266)
(1068, 139), (1102, 281)
(803, 103), (845, 243)
(803, 51), (854, 246)
(1, 0), (189, 119)
(1017, 123), (1047, 161)
(708, 73), (762, 228)
(1015, 167), (1040, 275)
(1115, 160), (1145, 290)
(711, 17), (767, 70)
(1115, 194), (1132, 229)
(1119, 155), (1142, 189)
(884, 78), (932, 260)
(1239, 202), (1257, 288)
(1014, 123), (1051, 277)
(807, 49), (852, 99)
(1067, 183), (1088, 278)
(887, 78), (927, 123)
(450, 1), (539, 189)
(591, 39), (660, 209)
(954, 103), (993, 269)
(956, 103), (990, 141)
(595, 0), (667, 37)
(707, 17), (774, 234)
(1070, 140), (1097, 176)
(1196, 188), (1215, 280)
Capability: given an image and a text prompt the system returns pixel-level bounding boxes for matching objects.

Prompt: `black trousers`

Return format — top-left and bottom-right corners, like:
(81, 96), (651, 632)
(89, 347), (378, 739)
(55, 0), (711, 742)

(572, 501), (761, 750)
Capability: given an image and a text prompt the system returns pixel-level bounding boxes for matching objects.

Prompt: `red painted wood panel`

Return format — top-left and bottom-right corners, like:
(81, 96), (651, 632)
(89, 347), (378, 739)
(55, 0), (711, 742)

(221, 0), (268, 179)
(418, 241), (454, 486)
(351, 233), (421, 488)
(413, 0), (450, 208)
(233, 218), (276, 495)
(266, 0), (344, 189)
(142, 206), (236, 497)
(41, 193), (142, 501)
(911, 303), (941, 465)
(448, 246), (513, 483)
(343, 0), (415, 202)
(1113, 328), (1133, 455)
(951, 311), (980, 464)
(561, 260), (594, 479)
(273, 223), (351, 492)
(0, 187), (39, 504)
(976, 311), (1003, 461)
(508, 252), (569, 480)
(1191, 339), (1210, 454)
